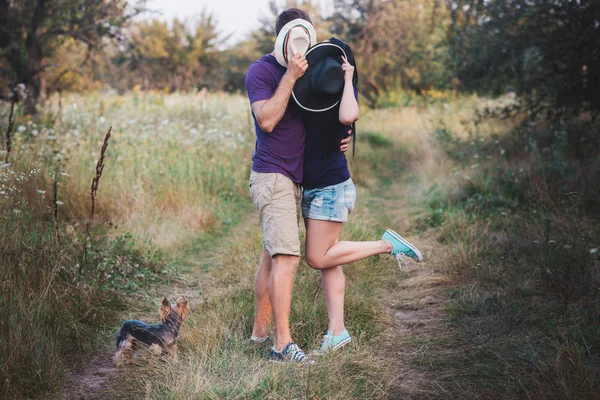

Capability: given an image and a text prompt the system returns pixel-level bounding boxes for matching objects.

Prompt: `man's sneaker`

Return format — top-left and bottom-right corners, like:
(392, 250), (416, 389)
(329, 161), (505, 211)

(382, 229), (423, 262)
(248, 336), (272, 346)
(270, 342), (314, 364)
(311, 330), (352, 356)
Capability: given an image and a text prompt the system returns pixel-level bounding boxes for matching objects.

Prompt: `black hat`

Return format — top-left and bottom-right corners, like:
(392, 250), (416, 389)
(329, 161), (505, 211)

(292, 42), (348, 112)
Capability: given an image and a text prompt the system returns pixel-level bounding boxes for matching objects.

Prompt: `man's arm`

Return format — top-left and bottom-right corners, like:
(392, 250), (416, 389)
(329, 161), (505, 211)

(251, 54), (307, 133)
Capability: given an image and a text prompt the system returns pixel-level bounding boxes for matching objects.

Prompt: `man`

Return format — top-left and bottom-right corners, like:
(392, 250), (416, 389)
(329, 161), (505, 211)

(244, 8), (318, 363)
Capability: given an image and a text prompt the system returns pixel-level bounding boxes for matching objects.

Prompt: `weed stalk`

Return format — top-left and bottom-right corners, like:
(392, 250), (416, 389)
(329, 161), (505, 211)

(81, 126), (112, 274)
(53, 158), (62, 255)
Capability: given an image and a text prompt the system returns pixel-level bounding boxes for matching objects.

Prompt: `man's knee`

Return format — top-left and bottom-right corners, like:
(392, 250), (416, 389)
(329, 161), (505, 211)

(272, 254), (300, 270)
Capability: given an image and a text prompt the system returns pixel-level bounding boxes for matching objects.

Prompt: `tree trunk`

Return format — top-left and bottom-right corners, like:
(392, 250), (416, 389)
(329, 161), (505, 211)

(24, 0), (47, 115)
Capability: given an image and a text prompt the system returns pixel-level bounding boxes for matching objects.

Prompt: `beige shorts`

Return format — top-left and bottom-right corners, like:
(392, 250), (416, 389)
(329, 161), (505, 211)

(249, 171), (301, 257)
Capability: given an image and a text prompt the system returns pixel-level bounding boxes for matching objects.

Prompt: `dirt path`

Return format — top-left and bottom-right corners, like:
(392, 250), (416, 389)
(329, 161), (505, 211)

(375, 182), (456, 398)
(58, 213), (258, 400)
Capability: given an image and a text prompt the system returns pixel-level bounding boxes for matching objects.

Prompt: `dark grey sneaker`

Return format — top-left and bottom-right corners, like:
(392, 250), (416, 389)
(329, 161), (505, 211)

(269, 342), (314, 364)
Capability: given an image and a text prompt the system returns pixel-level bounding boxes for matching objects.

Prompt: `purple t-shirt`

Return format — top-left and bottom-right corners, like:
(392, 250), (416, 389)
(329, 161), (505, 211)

(245, 54), (305, 184)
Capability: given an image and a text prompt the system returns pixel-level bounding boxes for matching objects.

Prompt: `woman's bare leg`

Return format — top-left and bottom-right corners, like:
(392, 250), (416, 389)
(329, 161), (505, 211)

(321, 266), (346, 335)
(305, 219), (392, 270)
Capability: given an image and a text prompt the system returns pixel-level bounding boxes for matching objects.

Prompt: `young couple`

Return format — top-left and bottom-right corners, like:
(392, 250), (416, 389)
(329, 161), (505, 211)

(244, 8), (423, 364)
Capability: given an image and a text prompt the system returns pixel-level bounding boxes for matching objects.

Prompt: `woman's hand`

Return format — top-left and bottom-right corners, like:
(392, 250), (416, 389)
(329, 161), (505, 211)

(341, 55), (354, 81)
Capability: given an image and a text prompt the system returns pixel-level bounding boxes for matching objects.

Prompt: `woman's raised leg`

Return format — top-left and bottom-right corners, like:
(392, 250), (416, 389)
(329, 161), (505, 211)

(305, 219), (392, 270)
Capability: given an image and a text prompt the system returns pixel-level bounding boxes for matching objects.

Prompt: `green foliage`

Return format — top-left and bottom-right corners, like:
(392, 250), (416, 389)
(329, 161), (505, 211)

(361, 131), (394, 147)
(90, 233), (176, 293)
(331, 0), (454, 103)
(120, 14), (223, 91)
(0, 0), (145, 112)
(450, 0), (600, 115)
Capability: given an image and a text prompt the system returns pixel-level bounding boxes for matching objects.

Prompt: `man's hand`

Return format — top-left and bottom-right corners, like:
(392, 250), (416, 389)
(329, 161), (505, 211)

(286, 53), (308, 81)
(340, 129), (352, 152)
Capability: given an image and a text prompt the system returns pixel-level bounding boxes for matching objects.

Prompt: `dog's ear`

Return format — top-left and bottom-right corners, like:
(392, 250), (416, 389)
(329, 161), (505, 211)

(176, 296), (189, 321)
(159, 297), (172, 322)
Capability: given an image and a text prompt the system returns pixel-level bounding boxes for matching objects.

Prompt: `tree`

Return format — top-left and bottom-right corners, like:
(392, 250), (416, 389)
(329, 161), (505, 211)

(330, 0), (453, 102)
(121, 13), (221, 91)
(449, 0), (600, 116)
(0, 0), (145, 114)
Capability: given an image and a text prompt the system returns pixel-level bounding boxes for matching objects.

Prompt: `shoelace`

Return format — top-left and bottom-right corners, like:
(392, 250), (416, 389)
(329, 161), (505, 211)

(319, 335), (332, 351)
(395, 253), (406, 270)
(287, 344), (308, 362)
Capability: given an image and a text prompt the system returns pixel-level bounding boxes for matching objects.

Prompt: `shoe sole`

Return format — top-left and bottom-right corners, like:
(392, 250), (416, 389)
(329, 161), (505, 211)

(269, 358), (315, 365)
(311, 337), (352, 356)
(387, 229), (423, 262)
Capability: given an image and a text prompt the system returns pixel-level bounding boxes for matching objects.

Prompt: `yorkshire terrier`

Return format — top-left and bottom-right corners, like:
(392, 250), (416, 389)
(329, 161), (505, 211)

(114, 296), (189, 366)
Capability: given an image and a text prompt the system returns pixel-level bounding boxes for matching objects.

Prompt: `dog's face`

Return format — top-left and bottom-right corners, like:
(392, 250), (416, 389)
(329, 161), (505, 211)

(159, 296), (190, 324)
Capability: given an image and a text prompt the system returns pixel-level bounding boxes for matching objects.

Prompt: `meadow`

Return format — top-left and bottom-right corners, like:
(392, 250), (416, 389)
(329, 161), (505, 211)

(1, 91), (598, 399)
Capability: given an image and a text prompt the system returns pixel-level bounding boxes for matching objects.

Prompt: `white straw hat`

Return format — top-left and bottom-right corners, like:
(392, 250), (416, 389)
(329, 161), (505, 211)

(273, 18), (317, 67)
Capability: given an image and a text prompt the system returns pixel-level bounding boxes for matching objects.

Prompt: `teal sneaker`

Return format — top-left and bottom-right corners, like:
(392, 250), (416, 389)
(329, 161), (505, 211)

(382, 229), (423, 263)
(269, 342), (314, 364)
(311, 330), (352, 356)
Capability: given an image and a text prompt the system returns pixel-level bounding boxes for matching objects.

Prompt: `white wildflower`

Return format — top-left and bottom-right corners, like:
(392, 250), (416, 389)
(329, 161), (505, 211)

(18, 125), (26, 132)
(55, 201), (64, 205)
(37, 189), (46, 194)
(590, 248), (598, 255)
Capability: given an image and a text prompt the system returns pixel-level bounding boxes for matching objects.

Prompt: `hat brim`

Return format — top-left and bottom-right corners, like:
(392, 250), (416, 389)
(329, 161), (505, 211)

(292, 43), (348, 113)
(274, 19), (317, 67)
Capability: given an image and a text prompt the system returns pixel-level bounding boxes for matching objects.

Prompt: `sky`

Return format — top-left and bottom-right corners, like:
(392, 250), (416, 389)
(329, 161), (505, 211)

(146, 0), (276, 44)
(146, 0), (333, 44)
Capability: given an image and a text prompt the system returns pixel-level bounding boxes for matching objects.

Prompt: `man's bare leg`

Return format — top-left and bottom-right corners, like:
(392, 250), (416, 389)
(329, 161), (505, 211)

(252, 249), (272, 339)
(269, 254), (299, 351)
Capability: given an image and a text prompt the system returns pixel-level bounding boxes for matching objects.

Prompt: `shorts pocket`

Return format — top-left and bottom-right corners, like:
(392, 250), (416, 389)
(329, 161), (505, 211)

(249, 172), (275, 211)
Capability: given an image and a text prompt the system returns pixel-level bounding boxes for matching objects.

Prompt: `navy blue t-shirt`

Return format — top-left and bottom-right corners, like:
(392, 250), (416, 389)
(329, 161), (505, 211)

(302, 37), (358, 190)
(302, 85), (357, 190)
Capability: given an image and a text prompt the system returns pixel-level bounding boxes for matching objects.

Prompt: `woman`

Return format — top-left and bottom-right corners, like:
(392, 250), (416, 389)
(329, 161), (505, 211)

(295, 38), (423, 355)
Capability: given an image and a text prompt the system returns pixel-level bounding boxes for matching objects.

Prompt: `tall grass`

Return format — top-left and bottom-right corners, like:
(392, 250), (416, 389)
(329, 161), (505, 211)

(2, 91), (598, 398)
(400, 101), (600, 397)
(109, 183), (404, 399)
(0, 92), (257, 398)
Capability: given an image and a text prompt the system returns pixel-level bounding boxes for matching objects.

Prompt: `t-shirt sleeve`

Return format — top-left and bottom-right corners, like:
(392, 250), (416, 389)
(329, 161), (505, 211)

(245, 63), (274, 105)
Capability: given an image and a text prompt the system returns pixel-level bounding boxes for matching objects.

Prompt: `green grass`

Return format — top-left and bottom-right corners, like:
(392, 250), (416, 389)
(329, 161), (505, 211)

(2, 92), (599, 399)
(403, 111), (600, 398)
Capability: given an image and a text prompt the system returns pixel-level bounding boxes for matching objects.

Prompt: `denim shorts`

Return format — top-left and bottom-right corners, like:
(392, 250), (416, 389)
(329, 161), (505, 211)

(302, 178), (356, 223)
